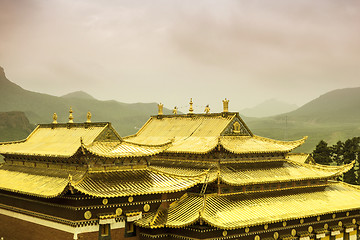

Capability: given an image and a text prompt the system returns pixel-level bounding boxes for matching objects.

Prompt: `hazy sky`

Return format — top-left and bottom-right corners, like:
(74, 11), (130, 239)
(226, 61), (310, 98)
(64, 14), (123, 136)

(1, 0), (359, 112)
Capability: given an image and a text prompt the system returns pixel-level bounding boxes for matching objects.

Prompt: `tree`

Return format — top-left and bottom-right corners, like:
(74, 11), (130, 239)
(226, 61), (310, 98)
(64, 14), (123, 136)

(330, 141), (343, 166)
(313, 137), (360, 185)
(312, 140), (332, 165)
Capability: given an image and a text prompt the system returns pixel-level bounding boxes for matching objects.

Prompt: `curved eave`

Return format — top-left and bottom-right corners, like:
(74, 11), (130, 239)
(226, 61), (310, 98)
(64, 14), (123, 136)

(83, 140), (172, 158)
(220, 176), (327, 186)
(0, 152), (76, 158)
(138, 182), (360, 230)
(220, 161), (354, 186)
(0, 183), (70, 199)
(73, 169), (205, 198)
(202, 182), (360, 230)
(200, 206), (360, 231)
(83, 146), (166, 158)
(163, 140), (218, 155)
(220, 136), (308, 154)
(0, 164), (85, 198)
(73, 181), (200, 198)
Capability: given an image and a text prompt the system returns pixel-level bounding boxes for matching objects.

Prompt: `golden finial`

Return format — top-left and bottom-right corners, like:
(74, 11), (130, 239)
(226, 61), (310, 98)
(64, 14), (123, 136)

(68, 174), (73, 182)
(158, 103), (163, 115)
(68, 107), (74, 123)
(173, 106), (178, 115)
(52, 113), (58, 124)
(222, 98), (229, 112)
(204, 105), (210, 114)
(86, 111), (92, 123)
(189, 98), (194, 113)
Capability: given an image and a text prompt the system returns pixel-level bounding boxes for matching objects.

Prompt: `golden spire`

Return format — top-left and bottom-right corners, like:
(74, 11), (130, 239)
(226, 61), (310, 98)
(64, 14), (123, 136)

(189, 98), (194, 113)
(204, 105), (210, 114)
(52, 113), (58, 124)
(158, 103), (163, 115)
(86, 111), (92, 123)
(68, 107), (74, 123)
(222, 98), (229, 112)
(173, 106), (178, 115)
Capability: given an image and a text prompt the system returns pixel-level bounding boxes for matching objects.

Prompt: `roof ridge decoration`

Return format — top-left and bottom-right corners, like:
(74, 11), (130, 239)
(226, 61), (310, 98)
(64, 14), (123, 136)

(68, 107), (74, 123)
(189, 98), (194, 114)
(222, 98), (229, 112)
(52, 113), (58, 124)
(86, 111), (92, 123)
(93, 123), (122, 142)
(220, 113), (253, 136)
(158, 103), (163, 115)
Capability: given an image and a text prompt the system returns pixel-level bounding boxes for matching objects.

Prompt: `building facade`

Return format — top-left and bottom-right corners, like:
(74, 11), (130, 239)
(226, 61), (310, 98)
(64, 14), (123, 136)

(0, 101), (359, 240)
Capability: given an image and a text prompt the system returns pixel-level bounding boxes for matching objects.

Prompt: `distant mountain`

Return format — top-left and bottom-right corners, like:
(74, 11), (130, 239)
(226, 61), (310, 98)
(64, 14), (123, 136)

(241, 99), (298, 118)
(61, 91), (96, 100)
(281, 87), (360, 124)
(0, 66), (170, 136)
(0, 111), (35, 141)
(246, 87), (360, 152)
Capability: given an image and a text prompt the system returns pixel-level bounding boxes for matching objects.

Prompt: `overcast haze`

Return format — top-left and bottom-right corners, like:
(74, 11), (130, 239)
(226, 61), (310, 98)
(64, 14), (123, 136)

(1, 0), (359, 112)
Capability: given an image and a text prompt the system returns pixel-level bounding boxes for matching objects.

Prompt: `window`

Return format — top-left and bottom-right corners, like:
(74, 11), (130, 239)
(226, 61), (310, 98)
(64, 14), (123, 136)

(127, 222), (134, 233)
(125, 221), (136, 238)
(100, 224), (109, 236)
(233, 122), (241, 133)
(98, 224), (111, 240)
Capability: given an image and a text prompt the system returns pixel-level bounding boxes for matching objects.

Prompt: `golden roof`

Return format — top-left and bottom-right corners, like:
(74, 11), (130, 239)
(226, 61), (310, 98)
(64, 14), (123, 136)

(136, 182), (360, 230)
(219, 135), (307, 154)
(83, 141), (169, 158)
(73, 168), (205, 198)
(125, 113), (305, 154)
(128, 114), (238, 140)
(0, 164), (84, 198)
(220, 160), (354, 185)
(150, 160), (352, 185)
(0, 163), (206, 198)
(0, 123), (112, 157)
(0, 122), (168, 158)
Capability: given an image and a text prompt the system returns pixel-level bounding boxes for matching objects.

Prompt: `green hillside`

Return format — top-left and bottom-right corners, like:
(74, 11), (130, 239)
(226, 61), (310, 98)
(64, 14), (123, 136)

(245, 87), (360, 152)
(240, 99), (298, 118)
(0, 66), (170, 136)
(0, 111), (35, 141)
(280, 87), (360, 124)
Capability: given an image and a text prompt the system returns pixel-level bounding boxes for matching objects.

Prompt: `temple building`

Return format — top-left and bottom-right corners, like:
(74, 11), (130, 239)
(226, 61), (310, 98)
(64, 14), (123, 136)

(0, 101), (359, 240)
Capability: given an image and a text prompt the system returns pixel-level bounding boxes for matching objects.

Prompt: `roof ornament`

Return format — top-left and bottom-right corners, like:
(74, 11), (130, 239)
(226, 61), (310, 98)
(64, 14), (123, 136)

(158, 103), (163, 115)
(204, 105), (210, 114)
(52, 113), (58, 124)
(222, 98), (229, 112)
(68, 107), (74, 123)
(189, 98), (194, 113)
(86, 111), (92, 123)
(68, 174), (73, 182)
(172, 106), (178, 115)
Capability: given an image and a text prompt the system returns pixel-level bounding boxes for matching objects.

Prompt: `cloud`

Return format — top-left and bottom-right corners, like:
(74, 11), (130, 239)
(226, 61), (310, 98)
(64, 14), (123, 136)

(0, 0), (359, 111)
